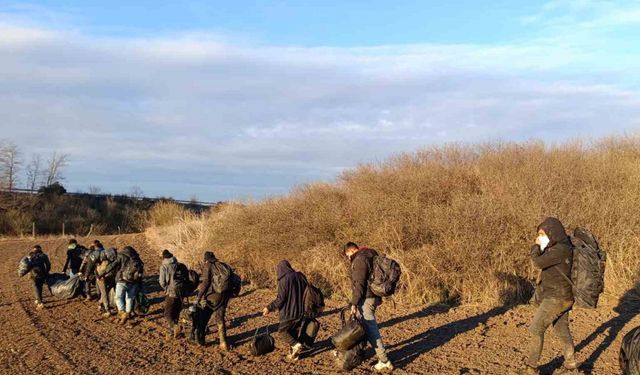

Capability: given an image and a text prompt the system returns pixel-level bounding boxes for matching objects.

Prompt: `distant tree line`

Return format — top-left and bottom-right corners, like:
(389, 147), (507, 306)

(0, 139), (211, 236)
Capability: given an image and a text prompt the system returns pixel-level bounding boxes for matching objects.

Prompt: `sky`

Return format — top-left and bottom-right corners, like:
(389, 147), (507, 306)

(1, 0), (640, 201)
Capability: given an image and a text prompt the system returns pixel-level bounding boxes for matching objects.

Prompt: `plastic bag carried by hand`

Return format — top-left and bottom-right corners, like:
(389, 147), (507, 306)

(47, 274), (83, 300)
(17, 257), (31, 277)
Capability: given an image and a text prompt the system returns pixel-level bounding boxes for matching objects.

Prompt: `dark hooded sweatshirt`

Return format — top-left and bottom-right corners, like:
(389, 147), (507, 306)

(267, 260), (307, 321)
(350, 248), (379, 306)
(530, 217), (574, 301)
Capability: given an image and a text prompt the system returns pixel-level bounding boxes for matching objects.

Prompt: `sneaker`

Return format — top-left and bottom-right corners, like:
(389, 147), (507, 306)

(35, 302), (45, 310)
(287, 343), (303, 361)
(101, 312), (112, 318)
(373, 360), (394, 372)
(564, 359), (579, 371)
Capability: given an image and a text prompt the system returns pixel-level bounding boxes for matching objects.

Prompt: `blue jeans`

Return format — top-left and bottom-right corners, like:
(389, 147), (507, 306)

(357, 297), (388, 362)
(115, 282), (139, 313)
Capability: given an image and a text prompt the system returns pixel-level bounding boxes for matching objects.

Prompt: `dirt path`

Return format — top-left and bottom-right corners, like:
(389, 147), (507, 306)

(0, 234), (637, 374)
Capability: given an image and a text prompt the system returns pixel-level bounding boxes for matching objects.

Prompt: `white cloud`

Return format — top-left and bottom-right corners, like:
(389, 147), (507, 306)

(1, 16), (640, 200)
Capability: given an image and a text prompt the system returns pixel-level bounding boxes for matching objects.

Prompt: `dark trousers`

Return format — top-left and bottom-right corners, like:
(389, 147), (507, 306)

(164, 296), (182, 331)
(32, 277), (46, 304)
(192, 302), (227, 345)
(85, 278), (96, 298)
(277, 318), (302, 347)
(526, 298), (575, 367)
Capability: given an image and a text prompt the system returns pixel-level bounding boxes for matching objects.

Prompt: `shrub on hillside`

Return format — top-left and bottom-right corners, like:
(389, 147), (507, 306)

(146, 137), (640, 306)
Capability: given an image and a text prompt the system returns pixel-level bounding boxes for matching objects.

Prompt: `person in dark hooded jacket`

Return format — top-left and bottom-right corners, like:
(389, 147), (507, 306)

(523, 217), (577, 374)
(262, 260), (307, 361)
(192, 251), (230, 350)
(28, 245), (51, 309)
(159, 249), (183, 340)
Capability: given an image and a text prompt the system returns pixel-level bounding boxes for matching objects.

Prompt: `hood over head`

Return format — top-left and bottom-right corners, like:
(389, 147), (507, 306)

(538, 217), (571, 246)
(204, 251), (216, 263)
(121, 246), (134, 258)
(276, 260), (295, 280)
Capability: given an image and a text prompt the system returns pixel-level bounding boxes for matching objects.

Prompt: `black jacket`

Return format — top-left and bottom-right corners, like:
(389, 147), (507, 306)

(63, 246), (86, 274)
(267, 260), (307, 321)
(350, 248), (378, 306)
(531, 217), (574, 301)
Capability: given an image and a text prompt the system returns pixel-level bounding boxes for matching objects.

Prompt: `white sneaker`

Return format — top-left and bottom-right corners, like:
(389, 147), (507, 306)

(373, 360), (394, 372)
(287, 342), (303, 361)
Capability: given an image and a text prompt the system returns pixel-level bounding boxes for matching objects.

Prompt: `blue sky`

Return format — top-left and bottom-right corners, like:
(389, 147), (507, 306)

(1, 1), (640, 201)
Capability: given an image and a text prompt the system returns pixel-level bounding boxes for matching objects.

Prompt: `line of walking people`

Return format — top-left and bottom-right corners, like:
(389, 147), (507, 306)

(22, 239), (395, 372)
(21, 216), (601, 374)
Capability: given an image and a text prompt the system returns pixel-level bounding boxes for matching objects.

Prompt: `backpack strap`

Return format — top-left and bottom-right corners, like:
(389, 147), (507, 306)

(553, 266), (591, 304)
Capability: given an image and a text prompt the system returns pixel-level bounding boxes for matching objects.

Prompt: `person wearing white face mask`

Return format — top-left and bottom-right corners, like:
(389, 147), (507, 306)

(522, 217), (577, 374)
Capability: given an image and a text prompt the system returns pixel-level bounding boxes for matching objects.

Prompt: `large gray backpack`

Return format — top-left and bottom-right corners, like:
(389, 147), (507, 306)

(557, 227), (606, 308)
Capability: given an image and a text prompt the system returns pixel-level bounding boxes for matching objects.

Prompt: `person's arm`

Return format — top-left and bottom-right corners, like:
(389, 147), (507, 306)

(196, 264), (211, 301)
(62, 250), (70, 273)
(159, 265), (168, 290)
(99, 257), (119, 278)
(350, 257), (368, 307)
(44, 255), (51, 275)
(530, 245), (567, 269)
(267, 277), (287, 312)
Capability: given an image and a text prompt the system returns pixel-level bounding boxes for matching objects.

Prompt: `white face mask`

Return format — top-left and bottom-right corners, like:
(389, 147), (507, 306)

(538, 235), (550, 251)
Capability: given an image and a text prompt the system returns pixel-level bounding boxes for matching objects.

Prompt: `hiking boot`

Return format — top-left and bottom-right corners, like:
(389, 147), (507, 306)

(118, 311), (129, 324)
(518, 366), (538, 375)
(373, 360), (394, 372)
(102, 311), (112, 318)
(173, 324), (182, 339)
(287, 343), (303, 361)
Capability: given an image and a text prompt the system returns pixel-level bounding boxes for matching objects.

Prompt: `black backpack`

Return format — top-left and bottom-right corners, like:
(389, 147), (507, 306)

(251, 326), (275, 356)
(302, 275), (325, 318)
(621, 325), (640, 375)
(369, 253), (402, 297)
(211, 261), (232, 294)
(121, 249), (144, 283)
(556, 228), (606, 309)
(173, 262), (191, 296)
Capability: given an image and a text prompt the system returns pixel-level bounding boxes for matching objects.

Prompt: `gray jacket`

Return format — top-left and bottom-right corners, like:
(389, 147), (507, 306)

(159, 257), (179, 298)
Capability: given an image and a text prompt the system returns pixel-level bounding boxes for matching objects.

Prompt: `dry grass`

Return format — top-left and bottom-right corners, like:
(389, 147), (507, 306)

(145, 137), (640, 307)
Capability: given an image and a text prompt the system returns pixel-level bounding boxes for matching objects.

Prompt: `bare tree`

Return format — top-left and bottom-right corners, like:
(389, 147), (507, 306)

(25, 154), (43, 191)
(0, 141), (21, 191)
(129, 186), (144, 199)
(44, 152), (69, 186)
(88, 185), (102, 195)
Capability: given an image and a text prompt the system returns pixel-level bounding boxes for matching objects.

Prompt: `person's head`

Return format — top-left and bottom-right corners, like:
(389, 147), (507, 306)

(32, 245), (42, 254)
(162, 249), (173, 259)
(89, 245), (96, 251)
(68, 239), (77, 249)
(204, 251), (216, 263)
(537, 217), (570, 249)
(93, 240), (104, 249)
(343, 242), (360, 259)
